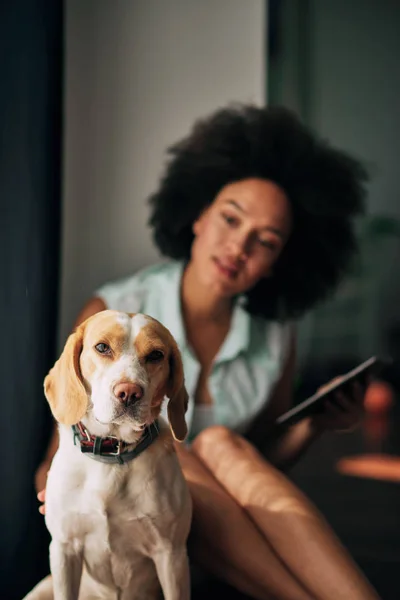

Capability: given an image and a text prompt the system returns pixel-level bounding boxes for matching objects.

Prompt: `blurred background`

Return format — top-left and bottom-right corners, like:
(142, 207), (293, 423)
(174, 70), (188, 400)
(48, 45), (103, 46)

(1, 1), (399, 598)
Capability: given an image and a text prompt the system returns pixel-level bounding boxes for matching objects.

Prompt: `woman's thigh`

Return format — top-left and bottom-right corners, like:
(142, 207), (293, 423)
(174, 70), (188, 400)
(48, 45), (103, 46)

(191, 426), (379, 600)
(176, 443), (312, 600)
(191, 425), (313, 511)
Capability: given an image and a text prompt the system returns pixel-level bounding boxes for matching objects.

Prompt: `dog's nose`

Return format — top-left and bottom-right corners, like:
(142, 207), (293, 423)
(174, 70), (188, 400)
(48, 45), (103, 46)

(113, 382), (144, 406)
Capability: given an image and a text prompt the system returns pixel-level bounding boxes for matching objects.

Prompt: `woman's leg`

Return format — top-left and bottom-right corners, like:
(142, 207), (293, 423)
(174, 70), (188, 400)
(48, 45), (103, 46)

(191, 426), (380, 600)
(176, 444), (312, 600)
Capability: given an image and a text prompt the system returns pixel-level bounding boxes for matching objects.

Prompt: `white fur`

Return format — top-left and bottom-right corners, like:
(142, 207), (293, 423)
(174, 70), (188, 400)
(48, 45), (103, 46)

(88, 314), (154, 433)
(130, 313), (150, 340)
(24, 312), (192, 600)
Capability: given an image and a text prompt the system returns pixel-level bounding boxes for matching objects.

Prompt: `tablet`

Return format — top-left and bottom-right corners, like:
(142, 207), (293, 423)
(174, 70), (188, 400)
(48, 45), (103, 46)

(276, 356), (388, 427)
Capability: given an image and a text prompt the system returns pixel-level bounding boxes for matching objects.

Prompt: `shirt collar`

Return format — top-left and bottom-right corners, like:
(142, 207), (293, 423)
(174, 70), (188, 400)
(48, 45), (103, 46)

(156, 261), (187, 349)
(215, 296), (251, 363)
(156, 261), (251, 361)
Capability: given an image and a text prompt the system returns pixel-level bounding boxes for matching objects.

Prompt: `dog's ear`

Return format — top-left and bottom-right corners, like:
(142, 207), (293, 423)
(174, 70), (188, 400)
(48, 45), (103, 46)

(44, 324), (88, 425)
(166, 337), (188, 442)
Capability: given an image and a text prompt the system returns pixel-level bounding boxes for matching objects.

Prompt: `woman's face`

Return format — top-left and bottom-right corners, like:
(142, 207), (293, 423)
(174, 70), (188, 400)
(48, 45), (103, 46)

(190, 178), (292, 298)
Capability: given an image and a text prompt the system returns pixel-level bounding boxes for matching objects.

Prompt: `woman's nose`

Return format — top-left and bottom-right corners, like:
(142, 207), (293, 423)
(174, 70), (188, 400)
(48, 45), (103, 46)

(227, 233), (250, 260)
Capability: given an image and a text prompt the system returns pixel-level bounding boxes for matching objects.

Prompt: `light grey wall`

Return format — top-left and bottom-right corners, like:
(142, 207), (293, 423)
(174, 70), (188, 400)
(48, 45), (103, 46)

(60, 0), (267, 345)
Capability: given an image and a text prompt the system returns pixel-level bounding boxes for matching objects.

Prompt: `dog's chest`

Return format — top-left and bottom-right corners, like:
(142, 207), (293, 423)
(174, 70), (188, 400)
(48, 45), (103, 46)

(47, 447), (190, 589)
(82, 489), (162, 589)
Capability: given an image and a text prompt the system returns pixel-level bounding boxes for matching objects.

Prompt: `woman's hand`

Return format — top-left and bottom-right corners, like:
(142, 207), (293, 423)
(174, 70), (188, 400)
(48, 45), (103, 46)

(37, 487), (46, 515)
(34, 460), (50, 515)
(312, 377), (367, 433)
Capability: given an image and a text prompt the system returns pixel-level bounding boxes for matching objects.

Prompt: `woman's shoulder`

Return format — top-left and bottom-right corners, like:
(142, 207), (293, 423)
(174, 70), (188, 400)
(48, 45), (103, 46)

(249, 315), (295, 364)
(94, 260), (182, 311)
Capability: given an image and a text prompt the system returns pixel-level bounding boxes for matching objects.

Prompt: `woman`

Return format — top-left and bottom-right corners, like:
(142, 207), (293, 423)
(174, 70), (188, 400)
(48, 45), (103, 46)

(37, 105), (379, 599)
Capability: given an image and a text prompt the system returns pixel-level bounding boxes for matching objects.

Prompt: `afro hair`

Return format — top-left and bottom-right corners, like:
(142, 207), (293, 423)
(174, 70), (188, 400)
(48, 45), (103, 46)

(148, 104), (368, 320)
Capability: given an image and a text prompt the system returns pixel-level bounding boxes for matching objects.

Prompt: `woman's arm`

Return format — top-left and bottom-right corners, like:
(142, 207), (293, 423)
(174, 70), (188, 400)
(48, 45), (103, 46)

(246, 331), (322, 471)
(248, 331), (366, 472)
(263, 417), (322, 472)
(35, 297), (107, 493)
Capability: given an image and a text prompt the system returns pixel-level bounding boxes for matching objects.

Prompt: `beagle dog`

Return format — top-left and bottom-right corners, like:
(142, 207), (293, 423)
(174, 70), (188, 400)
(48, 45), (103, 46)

(25, 310), (192, 600)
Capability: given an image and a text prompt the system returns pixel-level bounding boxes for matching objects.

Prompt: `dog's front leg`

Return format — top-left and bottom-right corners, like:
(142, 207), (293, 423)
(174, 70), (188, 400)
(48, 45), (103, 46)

(152, 546), (190, 600)
(49, 540), (83, 600)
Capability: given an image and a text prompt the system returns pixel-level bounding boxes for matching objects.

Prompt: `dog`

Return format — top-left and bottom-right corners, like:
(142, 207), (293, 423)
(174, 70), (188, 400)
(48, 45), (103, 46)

(24, 310), (192, 600)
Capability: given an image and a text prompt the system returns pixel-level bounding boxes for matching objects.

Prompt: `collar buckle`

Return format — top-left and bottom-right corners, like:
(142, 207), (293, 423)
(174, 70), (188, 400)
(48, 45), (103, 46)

(101, 435), (122, 456)
(77, 422), (91, 442)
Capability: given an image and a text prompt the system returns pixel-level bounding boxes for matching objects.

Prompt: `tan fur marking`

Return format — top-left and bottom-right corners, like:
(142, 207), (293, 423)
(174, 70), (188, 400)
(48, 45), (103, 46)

(148, 427), (176, 457)
(82, 313), (128, 366)
(44, 323), (88, 425)
(134, 320), (188, 442)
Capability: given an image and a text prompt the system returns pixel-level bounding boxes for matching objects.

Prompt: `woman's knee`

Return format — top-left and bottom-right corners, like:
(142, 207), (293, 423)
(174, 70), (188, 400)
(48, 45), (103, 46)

(192, 428), (306, 510)
(191, 426), (255, 477)
(192, 425), (237, 458)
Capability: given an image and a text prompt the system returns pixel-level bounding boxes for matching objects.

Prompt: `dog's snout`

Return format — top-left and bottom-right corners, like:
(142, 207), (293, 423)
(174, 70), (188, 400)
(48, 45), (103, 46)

(113, 382), (144, 406)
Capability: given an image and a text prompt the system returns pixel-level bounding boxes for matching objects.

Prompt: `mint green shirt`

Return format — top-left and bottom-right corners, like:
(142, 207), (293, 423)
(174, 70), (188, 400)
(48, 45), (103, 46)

(96, 261), (291, 440)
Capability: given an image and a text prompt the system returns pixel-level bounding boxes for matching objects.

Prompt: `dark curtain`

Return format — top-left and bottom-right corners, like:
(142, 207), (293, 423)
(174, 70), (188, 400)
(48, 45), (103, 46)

(0, 1), (64, 598)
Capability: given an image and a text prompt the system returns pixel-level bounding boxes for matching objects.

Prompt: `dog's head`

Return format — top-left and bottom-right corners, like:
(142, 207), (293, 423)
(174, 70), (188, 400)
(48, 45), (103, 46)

(44, 311), (188, 441)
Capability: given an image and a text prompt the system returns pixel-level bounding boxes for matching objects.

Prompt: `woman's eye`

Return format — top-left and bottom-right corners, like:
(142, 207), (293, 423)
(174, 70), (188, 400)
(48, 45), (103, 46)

(259, 239), (276, 250)
(222, 213), (238, 226)
(146, 350), (164, 363)
(95, 343), (111, 355)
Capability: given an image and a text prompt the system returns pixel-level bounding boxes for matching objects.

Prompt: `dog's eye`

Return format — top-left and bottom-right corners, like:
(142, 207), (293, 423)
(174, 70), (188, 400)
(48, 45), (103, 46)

(146, 350), (164, 363)
(95, 343), (111, 355)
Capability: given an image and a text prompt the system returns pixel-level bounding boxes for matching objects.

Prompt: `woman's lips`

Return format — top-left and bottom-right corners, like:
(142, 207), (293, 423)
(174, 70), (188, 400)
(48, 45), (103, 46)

(213, 257), (239, 279)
